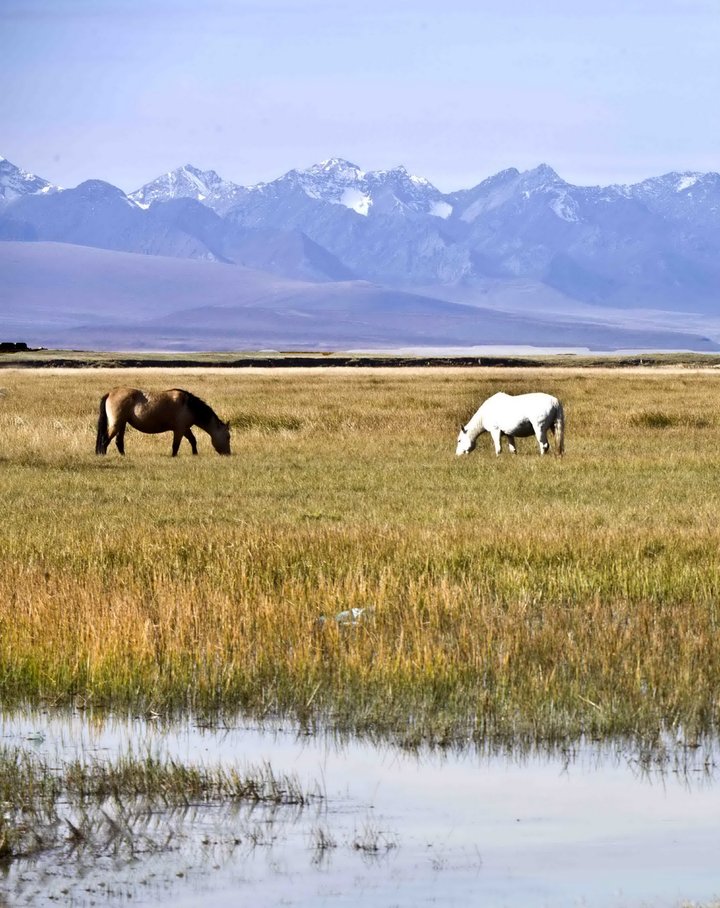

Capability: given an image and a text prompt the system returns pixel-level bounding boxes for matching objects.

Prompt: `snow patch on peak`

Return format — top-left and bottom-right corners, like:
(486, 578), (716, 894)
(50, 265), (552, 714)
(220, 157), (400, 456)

(676, 174), (699, 192)
(129, 164), (246, 214)
(369, 164), (430, 186)
(290, 159), (370, 210)
(550, 194), (579, 222)
(340, 188), (372, 216)
(430, 200), (452, 219)
(0, 156), (57, 202)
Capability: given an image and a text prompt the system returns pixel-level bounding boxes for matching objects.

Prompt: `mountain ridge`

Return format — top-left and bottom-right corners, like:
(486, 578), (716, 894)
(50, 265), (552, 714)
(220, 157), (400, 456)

(1, 154), (719, 350)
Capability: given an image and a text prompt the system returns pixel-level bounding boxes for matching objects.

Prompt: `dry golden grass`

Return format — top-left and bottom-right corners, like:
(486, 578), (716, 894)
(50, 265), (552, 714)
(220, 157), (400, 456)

(1, 366), (720, 745)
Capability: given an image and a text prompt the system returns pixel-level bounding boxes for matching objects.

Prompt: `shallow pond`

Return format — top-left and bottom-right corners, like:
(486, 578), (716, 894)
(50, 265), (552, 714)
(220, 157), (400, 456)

(2, 711), (719, 907)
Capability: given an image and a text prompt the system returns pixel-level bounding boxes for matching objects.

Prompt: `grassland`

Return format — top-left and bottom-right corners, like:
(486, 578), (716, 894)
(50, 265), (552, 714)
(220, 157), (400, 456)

(1, 365), (720, 747)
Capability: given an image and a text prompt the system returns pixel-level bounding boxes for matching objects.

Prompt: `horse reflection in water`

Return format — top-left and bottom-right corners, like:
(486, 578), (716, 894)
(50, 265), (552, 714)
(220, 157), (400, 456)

(95, 388), (231, 456)
(456, 391), (565, 457)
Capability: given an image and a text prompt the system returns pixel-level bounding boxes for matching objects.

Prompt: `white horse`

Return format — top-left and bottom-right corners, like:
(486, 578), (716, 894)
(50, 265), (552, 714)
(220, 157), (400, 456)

(456, 392), (565, 456)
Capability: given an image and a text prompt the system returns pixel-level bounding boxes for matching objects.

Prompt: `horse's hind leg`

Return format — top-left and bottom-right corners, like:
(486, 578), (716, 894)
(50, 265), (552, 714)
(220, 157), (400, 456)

(184, 429), (198, 455)
(115, 424), (126, 455)
(171, 430), (183, 456)
(104, 418), (124, 455)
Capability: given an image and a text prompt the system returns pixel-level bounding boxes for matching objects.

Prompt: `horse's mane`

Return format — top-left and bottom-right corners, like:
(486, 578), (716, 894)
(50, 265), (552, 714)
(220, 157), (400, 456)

(173, 389), (218, 426)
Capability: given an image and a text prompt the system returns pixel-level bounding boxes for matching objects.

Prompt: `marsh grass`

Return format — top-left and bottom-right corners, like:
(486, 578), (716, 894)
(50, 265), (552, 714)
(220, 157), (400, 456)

(0, 745), (315, 864)
(2, 367), (720, 746)
(351, 820), (398, 855)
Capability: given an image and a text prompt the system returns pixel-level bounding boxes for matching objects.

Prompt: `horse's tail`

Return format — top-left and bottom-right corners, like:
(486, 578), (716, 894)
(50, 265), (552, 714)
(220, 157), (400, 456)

(554, 400), (565, 456)
(95, 394), (109, 455)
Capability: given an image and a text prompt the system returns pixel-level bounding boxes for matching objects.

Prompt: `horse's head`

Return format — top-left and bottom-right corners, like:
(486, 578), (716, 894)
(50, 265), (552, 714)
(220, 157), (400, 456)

(211, 420), (232, 455)
(455, 425), (476, 456)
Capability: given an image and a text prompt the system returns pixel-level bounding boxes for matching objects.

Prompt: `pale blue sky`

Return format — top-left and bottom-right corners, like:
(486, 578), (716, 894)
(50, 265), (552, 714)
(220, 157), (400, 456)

(2, 0), (718, 192)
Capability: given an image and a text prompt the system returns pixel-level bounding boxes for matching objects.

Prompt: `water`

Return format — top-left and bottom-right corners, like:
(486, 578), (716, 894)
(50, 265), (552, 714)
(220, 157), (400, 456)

(2, 711), (719, 907)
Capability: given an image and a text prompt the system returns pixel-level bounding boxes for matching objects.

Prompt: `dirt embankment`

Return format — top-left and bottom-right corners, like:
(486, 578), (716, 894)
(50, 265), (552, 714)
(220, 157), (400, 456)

(3, 351), (720, 370)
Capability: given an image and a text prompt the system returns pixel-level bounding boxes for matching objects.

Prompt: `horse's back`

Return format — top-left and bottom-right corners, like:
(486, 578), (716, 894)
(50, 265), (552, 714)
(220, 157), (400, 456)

(482, 391), (512, 407)
(106, 386), (144, 403)
(481, 391), (548, 414)
(165, 389), (191, 404)
(512, 392), (561, 420)
(512, 391), (559, 407)
(478, 391), (510, 417)
(481, 391), (560, 432)
(501, 392), (560, 412)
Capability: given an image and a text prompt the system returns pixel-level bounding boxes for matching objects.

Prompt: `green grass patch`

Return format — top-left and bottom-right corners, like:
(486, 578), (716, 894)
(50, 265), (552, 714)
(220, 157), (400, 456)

(231, 411), (305, 432)
(629, 410), (714, 429)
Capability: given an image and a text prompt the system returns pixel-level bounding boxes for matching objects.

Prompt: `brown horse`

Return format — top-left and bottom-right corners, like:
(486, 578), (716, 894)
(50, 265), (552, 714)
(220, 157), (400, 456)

(95, 388), (231, 456)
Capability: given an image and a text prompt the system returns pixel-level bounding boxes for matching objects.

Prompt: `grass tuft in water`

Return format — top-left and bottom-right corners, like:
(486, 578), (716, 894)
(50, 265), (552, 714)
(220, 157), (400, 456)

(0, 745), (318, 864)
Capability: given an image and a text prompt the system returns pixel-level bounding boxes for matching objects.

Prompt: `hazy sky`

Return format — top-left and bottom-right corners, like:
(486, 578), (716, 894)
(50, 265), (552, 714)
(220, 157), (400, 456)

(2, 0), (718, 192)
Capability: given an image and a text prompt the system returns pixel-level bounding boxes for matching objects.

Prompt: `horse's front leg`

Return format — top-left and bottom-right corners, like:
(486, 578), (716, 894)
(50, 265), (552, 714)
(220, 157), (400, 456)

(533, 424), (550, 455)
(506, 435), (517, 454)
(185, 429), (198, 455)
(489, 428), (502, 456)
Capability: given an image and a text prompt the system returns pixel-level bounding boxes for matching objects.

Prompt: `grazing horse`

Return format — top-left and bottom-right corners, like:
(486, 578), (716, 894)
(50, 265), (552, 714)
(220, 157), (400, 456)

(95, 388), (231, 456)
(456, 391), (565, 457)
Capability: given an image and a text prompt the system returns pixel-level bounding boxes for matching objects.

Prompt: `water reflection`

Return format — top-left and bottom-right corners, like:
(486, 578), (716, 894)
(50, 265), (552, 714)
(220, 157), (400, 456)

(2, 708), (720, 907)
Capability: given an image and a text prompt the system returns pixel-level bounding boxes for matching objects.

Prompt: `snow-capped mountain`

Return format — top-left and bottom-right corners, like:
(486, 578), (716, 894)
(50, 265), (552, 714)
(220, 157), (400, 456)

(222, 158), (470, 284)
(129, 164), (247, 215)
(222, 160), (720, 306)
(128, 158), (448, 220)
(0, 169), (356, 279)
(245, 157), (449, 218)
(2, 152), (720, 347)
(0, 156), (57, 204)
(619, 171), (720, 228)
(448, 165), (575, 223)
